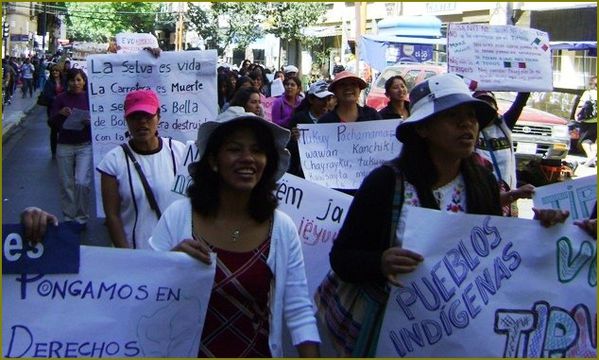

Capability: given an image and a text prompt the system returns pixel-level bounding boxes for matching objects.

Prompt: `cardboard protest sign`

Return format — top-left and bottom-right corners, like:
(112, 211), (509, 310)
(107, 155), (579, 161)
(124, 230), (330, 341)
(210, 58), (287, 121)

(297, 120), (401, 189)
(376, 207), (596, 357)
(533, 175), (597, 223)
(447, 24), (553, 91)
(3, 246), (216, 358)
(275, 173), (353, 297)
(2, 222), (81, 274)
(115, 33), (159, 54)
(87, 50), (218, 215)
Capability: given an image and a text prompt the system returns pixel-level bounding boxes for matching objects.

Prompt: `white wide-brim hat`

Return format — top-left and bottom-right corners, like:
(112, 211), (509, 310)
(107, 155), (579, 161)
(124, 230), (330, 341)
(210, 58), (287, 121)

(396, 73), (496, 143)
(195, 106), (291, 180)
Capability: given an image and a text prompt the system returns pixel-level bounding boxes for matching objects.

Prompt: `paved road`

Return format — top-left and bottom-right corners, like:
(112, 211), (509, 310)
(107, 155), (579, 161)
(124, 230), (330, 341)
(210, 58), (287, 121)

(2, 103), (111, 247)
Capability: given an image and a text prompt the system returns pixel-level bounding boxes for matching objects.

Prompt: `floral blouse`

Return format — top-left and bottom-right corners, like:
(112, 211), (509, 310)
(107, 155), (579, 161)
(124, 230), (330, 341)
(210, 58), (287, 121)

(395, 174), (466, 246)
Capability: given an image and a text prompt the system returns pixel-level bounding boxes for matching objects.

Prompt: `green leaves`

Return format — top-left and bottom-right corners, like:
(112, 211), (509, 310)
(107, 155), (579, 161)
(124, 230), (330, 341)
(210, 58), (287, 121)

(65, 2), (161, 43)
(186, 2), (327, 55)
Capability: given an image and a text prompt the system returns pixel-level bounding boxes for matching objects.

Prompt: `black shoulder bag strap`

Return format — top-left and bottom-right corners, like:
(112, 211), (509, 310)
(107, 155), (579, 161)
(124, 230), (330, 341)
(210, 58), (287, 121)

(121, 143), (162, 219)
(383, 161), (405, 248)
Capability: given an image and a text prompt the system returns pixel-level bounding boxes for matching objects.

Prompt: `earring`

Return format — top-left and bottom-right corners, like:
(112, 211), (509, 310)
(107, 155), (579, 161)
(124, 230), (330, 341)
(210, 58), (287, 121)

(212, 165), (218, 172)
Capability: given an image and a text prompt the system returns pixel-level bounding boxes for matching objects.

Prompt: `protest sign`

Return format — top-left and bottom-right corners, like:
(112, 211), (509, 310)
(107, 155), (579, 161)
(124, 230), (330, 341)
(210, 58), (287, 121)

(2, 222), (81, 274)
(3, 245), (216, 358)
(261, 96), (275, 121)
(70, 60), (88, 73)
(115, 33), (159, 54)
(533, 175), (597, 223)
(376, 207), (596, 357)
(447, 24), (553, 91)
(297, 120), (401, 189)
(275, 173), (353, 297)
(62, 108), (90, 131)
(87, 50), (218, 215)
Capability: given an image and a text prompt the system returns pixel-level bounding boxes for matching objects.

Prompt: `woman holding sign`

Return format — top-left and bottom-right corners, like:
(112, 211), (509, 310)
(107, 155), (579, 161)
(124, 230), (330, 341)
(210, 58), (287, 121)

(149, 110), (320, 357)
(49, 68), (93, 225)
(96, 89), (185, 250)
(315, 73), (570, 357)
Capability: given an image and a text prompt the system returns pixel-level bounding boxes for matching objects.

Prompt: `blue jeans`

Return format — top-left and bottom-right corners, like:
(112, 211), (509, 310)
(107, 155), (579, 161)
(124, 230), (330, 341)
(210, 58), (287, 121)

(56, 143), (93, 224)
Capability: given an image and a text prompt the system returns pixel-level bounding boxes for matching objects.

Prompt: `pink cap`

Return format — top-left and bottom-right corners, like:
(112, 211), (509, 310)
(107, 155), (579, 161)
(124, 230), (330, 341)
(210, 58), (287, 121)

(124, 89), (160, 117)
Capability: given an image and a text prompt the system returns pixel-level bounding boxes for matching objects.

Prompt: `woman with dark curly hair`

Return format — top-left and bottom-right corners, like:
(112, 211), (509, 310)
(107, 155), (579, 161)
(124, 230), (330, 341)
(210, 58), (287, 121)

(149, 111), (320, 357)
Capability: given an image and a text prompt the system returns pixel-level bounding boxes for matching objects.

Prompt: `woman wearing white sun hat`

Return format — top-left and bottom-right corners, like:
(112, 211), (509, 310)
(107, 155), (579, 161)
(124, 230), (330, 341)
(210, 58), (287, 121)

(149, 108), (320, 357)
(315, 73), (570, 357)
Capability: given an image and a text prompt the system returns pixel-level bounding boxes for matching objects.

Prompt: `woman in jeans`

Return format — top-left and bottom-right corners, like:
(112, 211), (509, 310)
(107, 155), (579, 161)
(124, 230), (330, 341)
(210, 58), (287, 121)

(41, 64), (66, 159)
(49, 68), (92, 225)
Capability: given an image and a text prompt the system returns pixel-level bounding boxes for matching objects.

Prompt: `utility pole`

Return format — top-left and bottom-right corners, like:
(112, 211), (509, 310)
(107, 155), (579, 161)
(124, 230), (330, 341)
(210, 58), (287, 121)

(41, 2), (47, 53)
(354, 2), (366, 77)
(175, 3), (184, 51)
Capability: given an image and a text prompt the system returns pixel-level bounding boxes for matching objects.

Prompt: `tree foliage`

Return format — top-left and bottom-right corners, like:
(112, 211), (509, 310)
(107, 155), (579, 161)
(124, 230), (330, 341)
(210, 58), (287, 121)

(65, 2), (161, 42)
(186, 2), (327, 55)
(264, 2), (327, 42)
(186, 2), (264, 56)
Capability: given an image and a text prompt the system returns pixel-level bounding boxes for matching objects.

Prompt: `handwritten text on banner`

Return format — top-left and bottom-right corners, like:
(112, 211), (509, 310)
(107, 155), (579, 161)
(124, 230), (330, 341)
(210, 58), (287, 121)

(376, 207), (596, 357)
(87, 50), (218, 216)
(533, 175), (597, 223)
(447, 24), (553, 91)
(2, 246), (216, 358)
(297, 120), (401, 189)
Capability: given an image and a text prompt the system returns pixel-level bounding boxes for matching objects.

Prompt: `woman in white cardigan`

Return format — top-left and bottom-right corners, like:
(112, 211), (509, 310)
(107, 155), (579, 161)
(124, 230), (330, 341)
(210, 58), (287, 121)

(149, 108), (320, 357)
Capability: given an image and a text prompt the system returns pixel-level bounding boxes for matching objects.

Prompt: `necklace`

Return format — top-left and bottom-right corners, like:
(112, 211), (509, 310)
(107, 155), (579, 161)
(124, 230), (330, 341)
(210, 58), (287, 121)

(231, 229), (240, 242)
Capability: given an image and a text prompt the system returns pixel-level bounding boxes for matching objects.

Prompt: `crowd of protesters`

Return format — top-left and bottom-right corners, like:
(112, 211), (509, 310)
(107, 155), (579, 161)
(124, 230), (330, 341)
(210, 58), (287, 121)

(14, 54), (596, 358)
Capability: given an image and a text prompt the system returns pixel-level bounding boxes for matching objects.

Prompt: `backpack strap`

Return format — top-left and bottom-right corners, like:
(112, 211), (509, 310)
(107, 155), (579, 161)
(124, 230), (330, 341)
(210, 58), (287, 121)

(121, 143), (162, 220)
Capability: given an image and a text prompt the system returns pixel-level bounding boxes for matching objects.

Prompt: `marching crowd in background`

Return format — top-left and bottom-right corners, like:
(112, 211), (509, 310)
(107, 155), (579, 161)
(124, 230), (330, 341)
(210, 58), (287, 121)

(12, 50), (597, 358)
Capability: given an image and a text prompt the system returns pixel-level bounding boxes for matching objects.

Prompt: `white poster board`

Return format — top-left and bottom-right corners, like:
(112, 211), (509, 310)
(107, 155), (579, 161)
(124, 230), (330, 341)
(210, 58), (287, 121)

(87, 50), (218, 215)
(297, 120), (401, 189)
(3, 246), (216, 358)
(376, 207), (596, 357)
(533, 175), (597, 223)
(115, 33), (159, 54)
(275, 173), (353, 298)
(447, 24), (553, 91)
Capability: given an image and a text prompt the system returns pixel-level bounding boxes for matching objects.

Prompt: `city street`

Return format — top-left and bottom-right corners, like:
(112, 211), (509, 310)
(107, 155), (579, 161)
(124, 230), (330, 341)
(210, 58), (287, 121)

(2, 101), (110, 247)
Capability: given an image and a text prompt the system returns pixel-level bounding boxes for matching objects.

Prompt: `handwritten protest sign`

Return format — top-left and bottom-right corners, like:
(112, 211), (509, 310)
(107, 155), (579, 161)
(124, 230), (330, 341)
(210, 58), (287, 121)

(297, 120), (401, 189)
(447, 24), (553, 91)
(533, 175), (597, 223)
(87, 50), (218, 215)
(70, 60), (88, 73)
(3, 245), (216, 358)
(376, 207), (596, 357)
(275, 173), (353, 297)
(115, 33), (159, 54)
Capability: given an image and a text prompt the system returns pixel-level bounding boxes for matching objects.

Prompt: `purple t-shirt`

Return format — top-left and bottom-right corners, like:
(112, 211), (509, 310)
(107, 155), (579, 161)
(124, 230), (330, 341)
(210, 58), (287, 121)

(50, 91), (91, 145)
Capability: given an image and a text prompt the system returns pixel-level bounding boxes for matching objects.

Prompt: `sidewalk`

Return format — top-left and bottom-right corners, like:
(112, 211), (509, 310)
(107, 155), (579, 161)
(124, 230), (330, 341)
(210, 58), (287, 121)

(1, 86), (40, 143)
